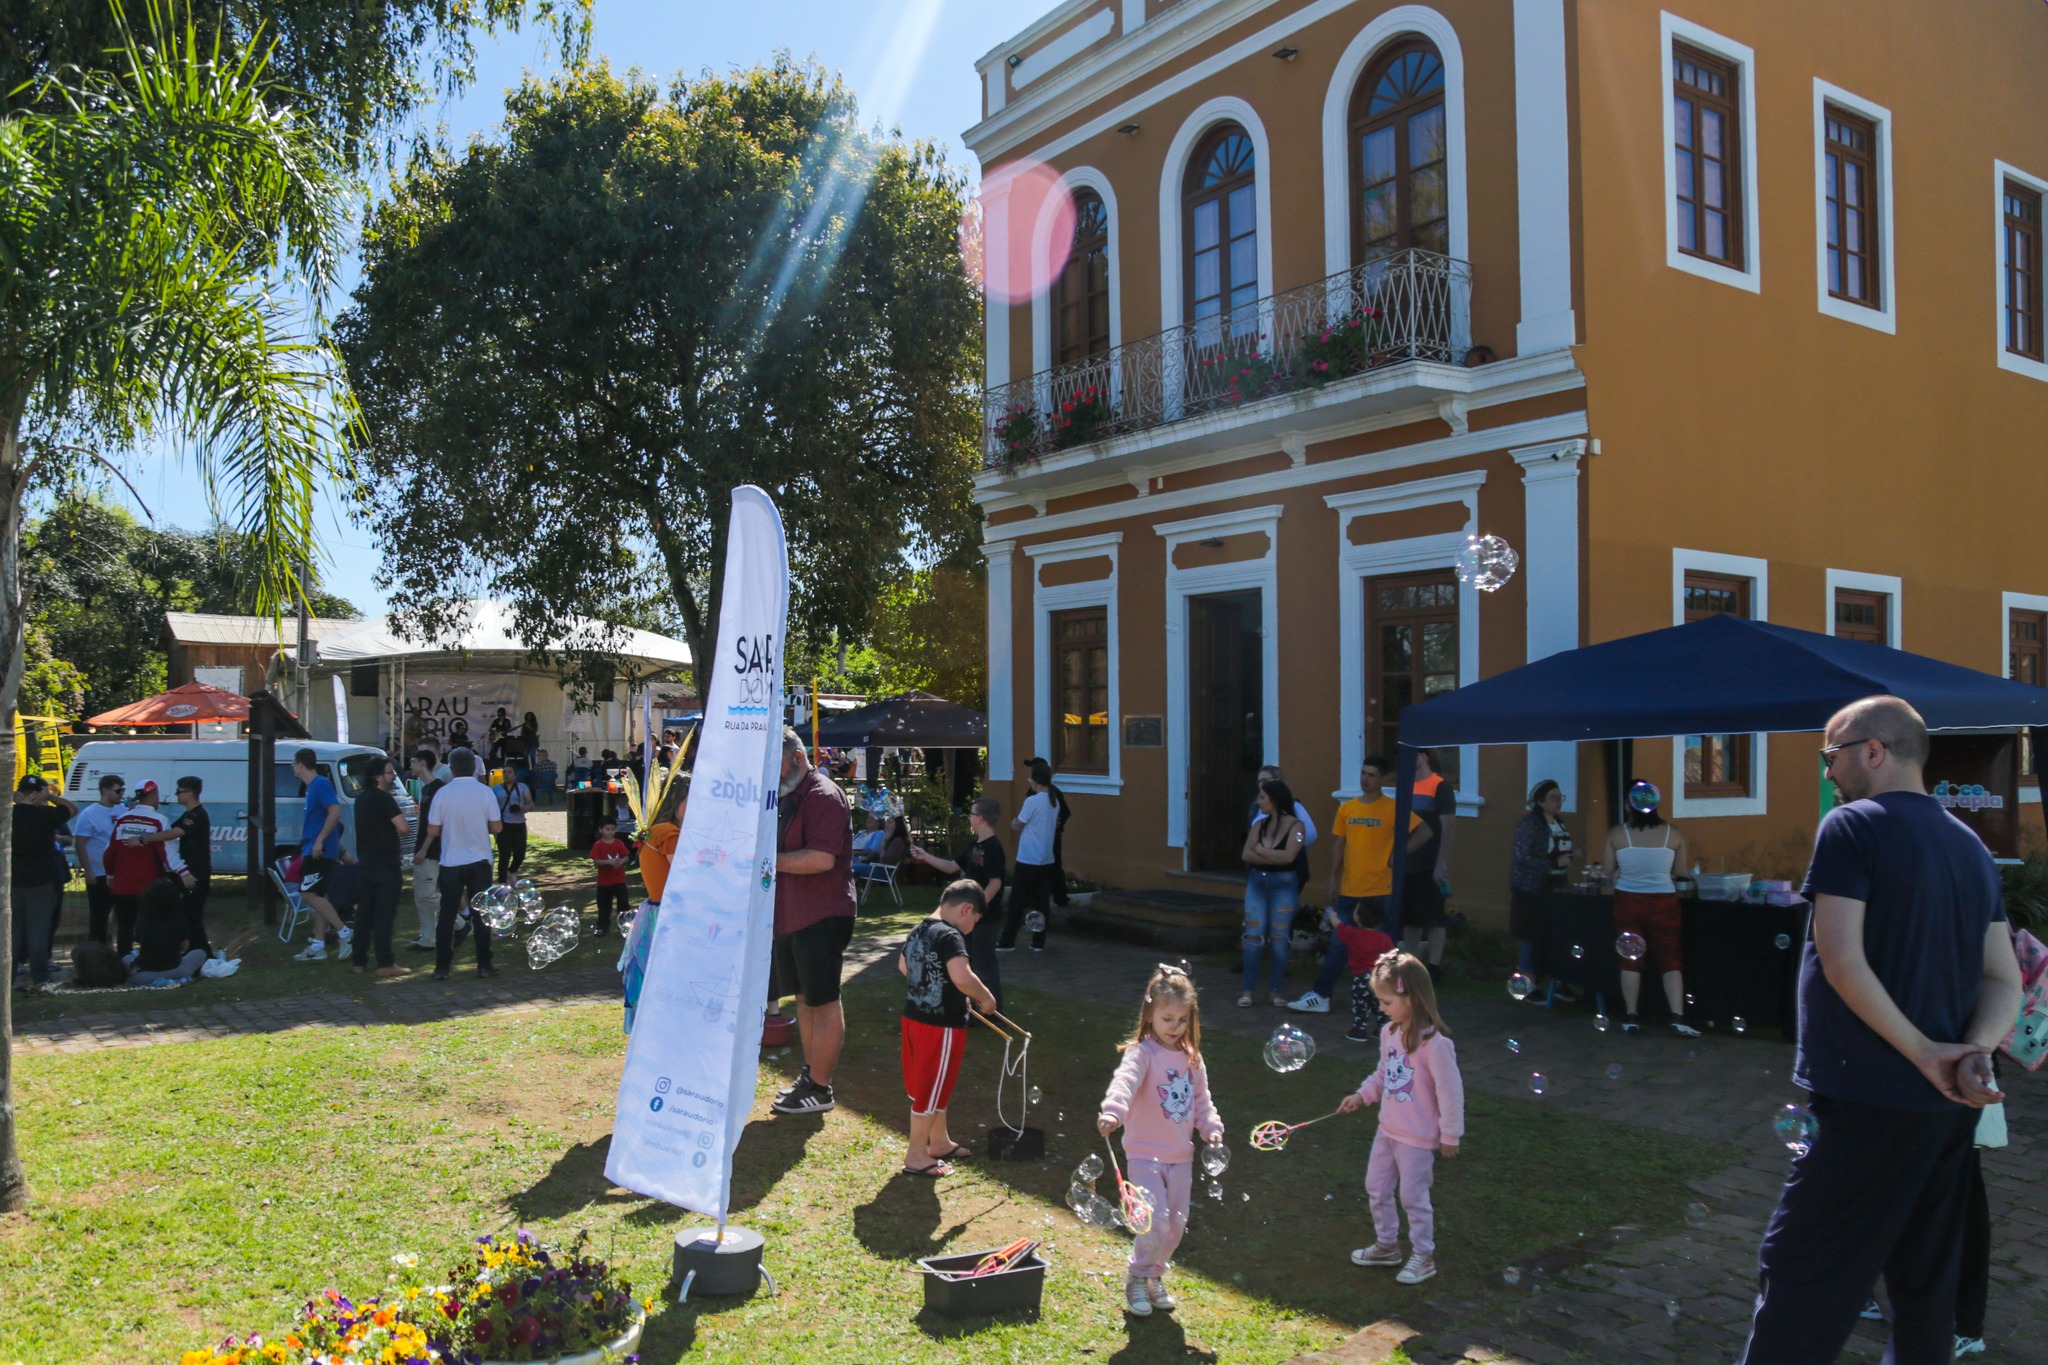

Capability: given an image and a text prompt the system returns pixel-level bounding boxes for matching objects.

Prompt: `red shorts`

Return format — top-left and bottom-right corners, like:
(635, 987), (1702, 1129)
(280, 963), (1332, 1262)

(1612, 892), (1684, 973)
(901, 1018), (966, 1117)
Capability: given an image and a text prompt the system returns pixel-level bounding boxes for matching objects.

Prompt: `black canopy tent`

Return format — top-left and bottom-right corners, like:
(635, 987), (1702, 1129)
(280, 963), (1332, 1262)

(813, 691), (988, 748)
(1383, 614), (2048, 913)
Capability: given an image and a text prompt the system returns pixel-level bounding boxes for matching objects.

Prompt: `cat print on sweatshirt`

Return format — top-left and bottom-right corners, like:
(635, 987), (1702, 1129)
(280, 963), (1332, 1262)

(1156, 1067), (1194, 1125)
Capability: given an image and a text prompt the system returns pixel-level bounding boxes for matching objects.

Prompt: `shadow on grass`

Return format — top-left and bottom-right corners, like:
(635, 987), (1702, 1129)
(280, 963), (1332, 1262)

(1107, 1314), (1220, 1362)
(507, 1114), (817, 1228)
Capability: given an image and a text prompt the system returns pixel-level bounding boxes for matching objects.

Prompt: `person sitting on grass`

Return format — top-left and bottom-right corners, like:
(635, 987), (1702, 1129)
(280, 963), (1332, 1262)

(897, 879), (998, 1177)
(70, 879), (209, 987)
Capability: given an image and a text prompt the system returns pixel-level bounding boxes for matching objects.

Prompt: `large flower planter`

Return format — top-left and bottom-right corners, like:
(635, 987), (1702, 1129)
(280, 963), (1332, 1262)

(483, 1312), (642, 1365)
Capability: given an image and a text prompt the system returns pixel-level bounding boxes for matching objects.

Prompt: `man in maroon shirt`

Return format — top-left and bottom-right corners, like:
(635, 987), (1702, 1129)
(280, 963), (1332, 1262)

(771, 728), (857, 1115)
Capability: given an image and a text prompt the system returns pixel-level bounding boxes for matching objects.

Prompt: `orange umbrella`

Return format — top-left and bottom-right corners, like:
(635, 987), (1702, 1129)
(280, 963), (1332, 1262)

(86, 680), (251, 728)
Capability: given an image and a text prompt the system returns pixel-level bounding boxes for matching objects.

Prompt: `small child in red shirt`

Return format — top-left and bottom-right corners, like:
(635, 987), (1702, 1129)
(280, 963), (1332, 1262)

(589, 817), (632, 936)
(1331, 914), (1396, 1042)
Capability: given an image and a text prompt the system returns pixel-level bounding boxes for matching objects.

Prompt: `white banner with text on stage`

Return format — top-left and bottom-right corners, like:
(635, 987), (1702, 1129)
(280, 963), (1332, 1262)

(607, 487), (788, 1221)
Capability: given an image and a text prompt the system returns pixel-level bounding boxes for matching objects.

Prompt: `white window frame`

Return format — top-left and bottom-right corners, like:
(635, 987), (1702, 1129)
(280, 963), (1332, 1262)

(1025, 532), (1123, 795)
(1995, 161), (2048, 384)
(1158, 95), (1276, 333)
(1812, 82), (1897, 334)
(2004, 590), (2048, 803)
(1327, 471), (1485, 812)
(1824, 568), (1902, 648)
(1159, 505), (1282, 853)
(1030, 167), (1123, 375)
(1671, 548), (1769, 817)
(1661, 12), (1762, 293)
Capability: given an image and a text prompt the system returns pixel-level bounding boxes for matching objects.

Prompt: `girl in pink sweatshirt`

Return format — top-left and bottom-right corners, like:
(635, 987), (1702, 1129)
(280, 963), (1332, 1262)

(1338, 950), (1464, 1285)
(1096, 964), (1225, 1319)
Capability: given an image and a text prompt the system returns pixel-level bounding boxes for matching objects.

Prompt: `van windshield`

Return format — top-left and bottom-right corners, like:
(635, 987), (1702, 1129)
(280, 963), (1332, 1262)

(338, 754), (382, 799)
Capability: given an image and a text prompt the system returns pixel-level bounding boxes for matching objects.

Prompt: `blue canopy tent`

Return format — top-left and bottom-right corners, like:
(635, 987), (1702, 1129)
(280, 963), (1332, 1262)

(1384, 613), (2048, 909)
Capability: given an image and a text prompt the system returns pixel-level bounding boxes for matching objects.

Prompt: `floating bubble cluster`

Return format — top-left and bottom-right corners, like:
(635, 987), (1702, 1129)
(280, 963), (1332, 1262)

(1263, 1023), (1316, 1073)
(471, 885), (517, 933)
(525, 908), (581, 969)
(1616, 931), (1648, 962)
(1507, 973), (1536, 1002)
(1453, 533), (1519, 593)
(1074, 1153), (1104, 1183)
(1773, 1104), (1818, 1156)
(1199, 1144), (1231, 1177)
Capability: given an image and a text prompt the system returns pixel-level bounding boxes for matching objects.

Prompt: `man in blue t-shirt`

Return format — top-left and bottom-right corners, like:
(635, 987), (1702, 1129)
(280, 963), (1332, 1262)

(290, 747), (353, 961)
(1738, 697), (2022, 1365)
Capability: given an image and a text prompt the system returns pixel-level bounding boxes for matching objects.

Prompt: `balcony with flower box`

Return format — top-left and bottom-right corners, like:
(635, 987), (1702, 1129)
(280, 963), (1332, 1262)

(980, 249), (1476, 494)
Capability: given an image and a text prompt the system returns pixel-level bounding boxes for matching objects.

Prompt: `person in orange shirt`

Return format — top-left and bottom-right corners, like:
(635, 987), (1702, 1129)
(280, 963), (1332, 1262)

(635, 779), (687, 906)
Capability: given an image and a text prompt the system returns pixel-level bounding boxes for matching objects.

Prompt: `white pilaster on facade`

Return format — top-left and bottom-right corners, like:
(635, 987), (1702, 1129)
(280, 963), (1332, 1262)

(1513, 0), (1577, 356)
(982, 178), (1012, 389)
(1513, 438), (1586, 806)
(985, 541), (1017, 776)
(1121, 0), (1146, 37)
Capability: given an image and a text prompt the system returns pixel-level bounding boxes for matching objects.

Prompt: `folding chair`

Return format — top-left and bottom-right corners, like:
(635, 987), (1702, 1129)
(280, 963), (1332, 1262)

(269, 862), (309, 944)
(856, 859), (903, 908)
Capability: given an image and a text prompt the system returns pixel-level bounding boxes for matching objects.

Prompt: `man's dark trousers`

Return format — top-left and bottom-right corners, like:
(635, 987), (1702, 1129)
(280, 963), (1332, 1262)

(1737, 1095), (1979, 1365)
(434, 859), (495, 974)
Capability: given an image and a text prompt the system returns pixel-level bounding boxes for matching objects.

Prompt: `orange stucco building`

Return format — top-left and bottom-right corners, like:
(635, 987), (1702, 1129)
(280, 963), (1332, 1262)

(969, 0), (2048, 922)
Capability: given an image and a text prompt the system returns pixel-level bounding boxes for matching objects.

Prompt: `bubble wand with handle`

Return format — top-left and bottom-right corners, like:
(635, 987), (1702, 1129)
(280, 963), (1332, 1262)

(1101, 1133), (1155, 1234)
(1248, 1110), (1346, 1151)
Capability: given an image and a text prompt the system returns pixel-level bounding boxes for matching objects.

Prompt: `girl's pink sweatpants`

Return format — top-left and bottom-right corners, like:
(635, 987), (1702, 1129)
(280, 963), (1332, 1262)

(1365, 1129), (1437, 1256)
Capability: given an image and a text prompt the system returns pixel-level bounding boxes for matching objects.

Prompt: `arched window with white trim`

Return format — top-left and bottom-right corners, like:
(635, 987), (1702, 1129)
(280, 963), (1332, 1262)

(1351, 40), (1448, 263)
(1184, 125), (1259, 343)
(1052, 189), (1111, 365)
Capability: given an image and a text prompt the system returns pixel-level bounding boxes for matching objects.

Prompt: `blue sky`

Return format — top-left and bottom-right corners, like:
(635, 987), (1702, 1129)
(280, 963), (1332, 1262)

(92, 0), (1018, 616)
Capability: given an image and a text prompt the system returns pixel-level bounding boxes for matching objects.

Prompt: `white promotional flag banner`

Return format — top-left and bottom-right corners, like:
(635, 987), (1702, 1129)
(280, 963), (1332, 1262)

(331, 674), (350, 745)
(606, 486), (788, 1220)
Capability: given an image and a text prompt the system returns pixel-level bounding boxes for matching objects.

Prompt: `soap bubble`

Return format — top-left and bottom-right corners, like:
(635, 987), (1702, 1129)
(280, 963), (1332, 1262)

(1606, 1063), (1623, 1081)
(1774, 933), (1793, 950)
(1507, 973), (1536, 1002)
(1067, 1182), (1092, 1214)
(1207, 1180), (1224, 1200)
(1240, 1192), (1250, 1202)
(1616, 931), (1647, 961)
(1570, 944), (1584, 960)
(1085, 1194), (1119, 1228)
(512, 877), (539, 905)
(1199, 1144), (1230, 1177)
(614, 906), (636, 933)
(1666, 1300), (1681, 1321)
(1626, 781), (1661, 815)
(1529, 1072), (1547, 1096)
(1453, 533), (1519, 593)
(1684, 1202), (1708, 1228)
(1025, 910), (1047, 933)
(1028, 1085), (1043, 1106)
(471, 889), (518, 933)
(524, 908), (581, 969)
(1773, 1104), (1818, 1155)
(1263, 1023), (1316, 1073)
(1594, 1014), (1610, 1033)
(1685, 992), (1697, 1008)
(1075, 1153), (1104, 1182)
(1502, 1267), (1522, 1287)
(1507, 1038), (1521, 1054)
(517, 892), (547, 927)
(1732, 1016), (1747, 1035)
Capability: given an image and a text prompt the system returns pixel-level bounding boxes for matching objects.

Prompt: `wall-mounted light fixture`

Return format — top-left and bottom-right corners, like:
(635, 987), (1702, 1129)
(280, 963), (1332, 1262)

(1117, 122), (1142, 136)
(1006, 53), (1023, 69)
(1271, 45), (1299, 61)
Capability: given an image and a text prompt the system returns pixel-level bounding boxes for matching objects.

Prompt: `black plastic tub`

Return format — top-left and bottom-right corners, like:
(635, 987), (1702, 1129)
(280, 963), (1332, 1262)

(917, 1247), (1049, 1318)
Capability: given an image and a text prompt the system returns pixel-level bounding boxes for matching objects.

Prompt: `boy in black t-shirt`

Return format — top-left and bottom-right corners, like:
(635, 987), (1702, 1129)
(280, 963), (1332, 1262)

(897, 879), (997, 1178)
(909, 796), (1007, 1010)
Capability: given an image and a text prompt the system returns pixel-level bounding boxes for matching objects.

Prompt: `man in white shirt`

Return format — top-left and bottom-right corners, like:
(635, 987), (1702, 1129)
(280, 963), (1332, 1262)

(1004, 759), (1059, 952)
(70, 773), (126, 945)
(426, 747), (503, 981)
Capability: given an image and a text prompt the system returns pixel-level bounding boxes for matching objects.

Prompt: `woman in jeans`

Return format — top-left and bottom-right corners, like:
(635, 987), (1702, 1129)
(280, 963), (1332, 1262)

(1238, 778), (1307, 1008)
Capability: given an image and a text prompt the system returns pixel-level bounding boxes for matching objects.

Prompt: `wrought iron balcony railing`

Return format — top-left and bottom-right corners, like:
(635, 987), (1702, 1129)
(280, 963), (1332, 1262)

(983, 248), (1472, 472)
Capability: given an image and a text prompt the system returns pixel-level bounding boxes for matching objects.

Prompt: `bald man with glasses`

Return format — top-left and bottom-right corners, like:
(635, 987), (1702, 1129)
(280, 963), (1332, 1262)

(1737, 696), (2023, 1365)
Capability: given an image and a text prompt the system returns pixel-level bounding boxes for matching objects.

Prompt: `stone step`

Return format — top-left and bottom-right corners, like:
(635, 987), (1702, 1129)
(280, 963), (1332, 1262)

(1061, 887), (1241, 952)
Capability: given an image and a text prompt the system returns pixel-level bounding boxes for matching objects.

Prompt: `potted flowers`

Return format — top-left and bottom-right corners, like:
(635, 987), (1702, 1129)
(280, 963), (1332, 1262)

(180, 1231), (647, 1365)
(992, 403), (1041, 470)
(1050, 385), (1113, 449)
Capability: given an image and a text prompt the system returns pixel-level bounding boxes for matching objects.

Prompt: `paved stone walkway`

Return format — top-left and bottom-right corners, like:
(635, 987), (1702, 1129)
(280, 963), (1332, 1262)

(13, 919), (2043, 1364)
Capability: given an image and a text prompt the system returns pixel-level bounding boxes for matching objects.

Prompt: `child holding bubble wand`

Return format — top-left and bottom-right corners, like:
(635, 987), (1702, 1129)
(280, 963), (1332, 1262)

(1096, 964), (1225, 1318)
(1338, 950), (1464, 1286)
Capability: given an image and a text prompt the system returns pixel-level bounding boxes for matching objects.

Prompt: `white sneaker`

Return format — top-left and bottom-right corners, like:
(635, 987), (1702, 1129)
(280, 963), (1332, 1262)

(1286, 991), (1332, 1014)
(1395, 1253), (1437, 1285)
(337, 926), (354, 943)
(293, 941), (327, 961)
(1954, 1337), (1985, 1358)
(1146, 1278), (1176, 1312)
(1124, 1278), (1152, 1316)
(1350, 1243), (1403, 1267)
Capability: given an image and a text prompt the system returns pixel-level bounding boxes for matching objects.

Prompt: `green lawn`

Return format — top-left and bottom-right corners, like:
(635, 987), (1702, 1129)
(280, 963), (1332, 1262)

(1, 962), (1738, 1364)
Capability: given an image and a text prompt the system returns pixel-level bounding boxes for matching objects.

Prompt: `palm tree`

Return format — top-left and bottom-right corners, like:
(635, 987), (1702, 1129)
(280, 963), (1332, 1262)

(0, 2), (357, 1210)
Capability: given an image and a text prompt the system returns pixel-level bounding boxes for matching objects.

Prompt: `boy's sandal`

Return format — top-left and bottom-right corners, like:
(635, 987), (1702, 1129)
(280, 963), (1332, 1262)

(901, 1160), (954, 1178)
(1237, 993), (1255, 1008)
(928, 1143), (973, 1161)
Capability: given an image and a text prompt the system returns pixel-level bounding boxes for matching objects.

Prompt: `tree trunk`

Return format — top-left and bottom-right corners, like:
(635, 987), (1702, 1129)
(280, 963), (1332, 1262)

(0, 394), (30, 1211)
(648, 509), (724, 705)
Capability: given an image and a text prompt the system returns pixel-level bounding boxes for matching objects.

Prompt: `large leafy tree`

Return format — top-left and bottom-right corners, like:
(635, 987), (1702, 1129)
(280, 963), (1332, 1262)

(4, 0), (590, 169)
(0, 10), (357, 1210)
(339, 60), (983, 696)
